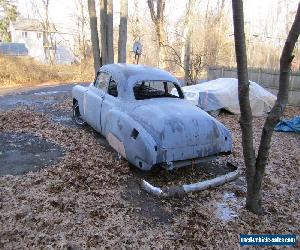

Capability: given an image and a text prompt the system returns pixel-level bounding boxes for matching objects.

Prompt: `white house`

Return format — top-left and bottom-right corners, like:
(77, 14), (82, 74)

(9, 17), (76, 64)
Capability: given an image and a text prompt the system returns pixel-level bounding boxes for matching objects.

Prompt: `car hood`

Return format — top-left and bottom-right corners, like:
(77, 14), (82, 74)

(129, 98), (231, 149)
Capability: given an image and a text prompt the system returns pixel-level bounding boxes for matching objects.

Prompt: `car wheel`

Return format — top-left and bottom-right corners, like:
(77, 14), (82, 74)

(72, 102), (86, 126)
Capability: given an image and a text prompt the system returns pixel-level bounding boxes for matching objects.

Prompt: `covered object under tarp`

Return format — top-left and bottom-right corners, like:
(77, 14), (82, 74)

(178, 78), (277, 116)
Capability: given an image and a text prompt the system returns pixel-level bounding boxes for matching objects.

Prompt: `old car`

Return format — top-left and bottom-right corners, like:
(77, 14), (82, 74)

(72, 64), (232, 171)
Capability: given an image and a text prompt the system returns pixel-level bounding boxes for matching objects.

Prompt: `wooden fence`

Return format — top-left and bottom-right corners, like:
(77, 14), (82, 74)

(207, 66), (300, 106)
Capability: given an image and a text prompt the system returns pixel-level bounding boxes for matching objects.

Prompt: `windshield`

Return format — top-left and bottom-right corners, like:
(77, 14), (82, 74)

(133, 81), (184, 100)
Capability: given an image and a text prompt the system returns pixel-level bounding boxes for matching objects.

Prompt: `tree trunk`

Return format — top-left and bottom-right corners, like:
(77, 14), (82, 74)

(147, 0), (167, 69)
(43, 0), (52, 64)
(183, 0), (196, 85)
(156, 21), (167, 69)
(232, 0), (260, 214)
(184, 33), (191, 85)
(106, 0), (114, 63)
(100, 0), (107, 65)
(232, 0), (300, 214)
(118, 0), (128, 63)
(79, 0), (88, 60)
(88, 0), (101, 73)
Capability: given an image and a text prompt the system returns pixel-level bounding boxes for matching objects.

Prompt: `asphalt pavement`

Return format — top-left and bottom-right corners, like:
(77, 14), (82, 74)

(0, 82), (89, 176)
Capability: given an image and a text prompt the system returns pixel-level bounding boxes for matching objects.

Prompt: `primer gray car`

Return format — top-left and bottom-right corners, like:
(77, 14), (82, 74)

(72, 64), (232, 171)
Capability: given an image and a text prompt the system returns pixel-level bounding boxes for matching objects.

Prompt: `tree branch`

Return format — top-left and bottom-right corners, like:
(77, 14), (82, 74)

(256, 3), (300, 171)
(147, 0), (156, 22)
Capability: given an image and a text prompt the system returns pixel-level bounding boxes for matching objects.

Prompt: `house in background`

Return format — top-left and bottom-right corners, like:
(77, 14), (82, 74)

(8, 17), (76, 64)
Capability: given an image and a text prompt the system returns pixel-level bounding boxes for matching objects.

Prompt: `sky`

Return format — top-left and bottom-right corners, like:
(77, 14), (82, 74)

(16, 0), (299, 39)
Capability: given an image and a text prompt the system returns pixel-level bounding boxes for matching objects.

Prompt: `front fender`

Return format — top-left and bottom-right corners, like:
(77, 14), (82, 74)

(72, 85), (88, 115)
(103, 109), (157, 171)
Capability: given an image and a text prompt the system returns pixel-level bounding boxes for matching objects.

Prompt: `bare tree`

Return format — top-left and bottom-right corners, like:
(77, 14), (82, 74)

(30, 0), (56, 64)
(106, 0), (114, 63)
(147, 0), (167, 69)
(75, 0), (89, 60)
(31, 0), (54, 64)
(100, 0), (113, 64)
(232, 0), (300, 214)
(203, 0), (226, 66)
(130, 0), (141, 42)
(118, 0), (128, 63)
(100, 0), (107, 64)
(87, 0), (101, 72)
(42, 0), (51, 64)
(183, 0), (196, 85)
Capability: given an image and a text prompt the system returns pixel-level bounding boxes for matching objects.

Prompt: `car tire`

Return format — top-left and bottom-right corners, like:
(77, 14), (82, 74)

(72, 102), (86, 126)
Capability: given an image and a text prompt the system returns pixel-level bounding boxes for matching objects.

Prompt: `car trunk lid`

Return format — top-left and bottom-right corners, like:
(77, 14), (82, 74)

(129, 99), (228, 149)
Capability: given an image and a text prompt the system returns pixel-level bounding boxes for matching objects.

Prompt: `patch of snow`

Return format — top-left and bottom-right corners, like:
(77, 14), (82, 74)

(52, 116), (72, 122)
(34, 91), (68, 96)
(216, 191), (242, 222)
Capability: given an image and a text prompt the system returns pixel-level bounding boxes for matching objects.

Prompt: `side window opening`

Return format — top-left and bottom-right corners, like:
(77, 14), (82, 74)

(133, 81), (184, 100)
(108, 79), (118, 97)
(94, 72), (110, 91)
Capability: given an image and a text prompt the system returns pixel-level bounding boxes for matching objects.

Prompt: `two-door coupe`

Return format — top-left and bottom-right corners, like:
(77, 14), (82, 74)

(72, 64), (232, 171)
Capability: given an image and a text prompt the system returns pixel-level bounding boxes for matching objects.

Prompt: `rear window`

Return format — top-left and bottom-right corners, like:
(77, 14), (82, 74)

(133, 81), (184, 100)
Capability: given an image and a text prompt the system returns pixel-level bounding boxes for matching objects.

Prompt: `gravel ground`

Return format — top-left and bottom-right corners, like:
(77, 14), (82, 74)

(0, 98), (299, 249)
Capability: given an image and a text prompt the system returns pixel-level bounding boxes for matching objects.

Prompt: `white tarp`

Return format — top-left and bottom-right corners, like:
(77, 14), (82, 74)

(174, 78), (277, 116)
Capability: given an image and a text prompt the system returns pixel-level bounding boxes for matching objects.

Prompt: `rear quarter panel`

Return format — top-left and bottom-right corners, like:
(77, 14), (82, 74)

(103, 109), (158, 170)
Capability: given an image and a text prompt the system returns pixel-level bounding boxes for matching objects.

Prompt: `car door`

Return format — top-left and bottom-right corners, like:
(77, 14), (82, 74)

(84, 71), (110, 133)
(100, 78), (120, 136)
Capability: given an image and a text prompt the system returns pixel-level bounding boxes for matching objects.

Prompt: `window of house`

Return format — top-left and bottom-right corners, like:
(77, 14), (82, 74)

(22, 31), (28, 38)
(37, 33), (42, 39)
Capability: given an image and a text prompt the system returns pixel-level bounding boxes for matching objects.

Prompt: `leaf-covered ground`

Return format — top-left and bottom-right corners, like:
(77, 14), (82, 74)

(0, 101), (299, 249)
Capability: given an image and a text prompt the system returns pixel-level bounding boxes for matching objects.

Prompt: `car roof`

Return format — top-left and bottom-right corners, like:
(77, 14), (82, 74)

(98, 63), (180, 86)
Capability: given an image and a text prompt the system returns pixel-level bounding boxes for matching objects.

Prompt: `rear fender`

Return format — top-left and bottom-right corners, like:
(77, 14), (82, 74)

(103, 110), (157, 170)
